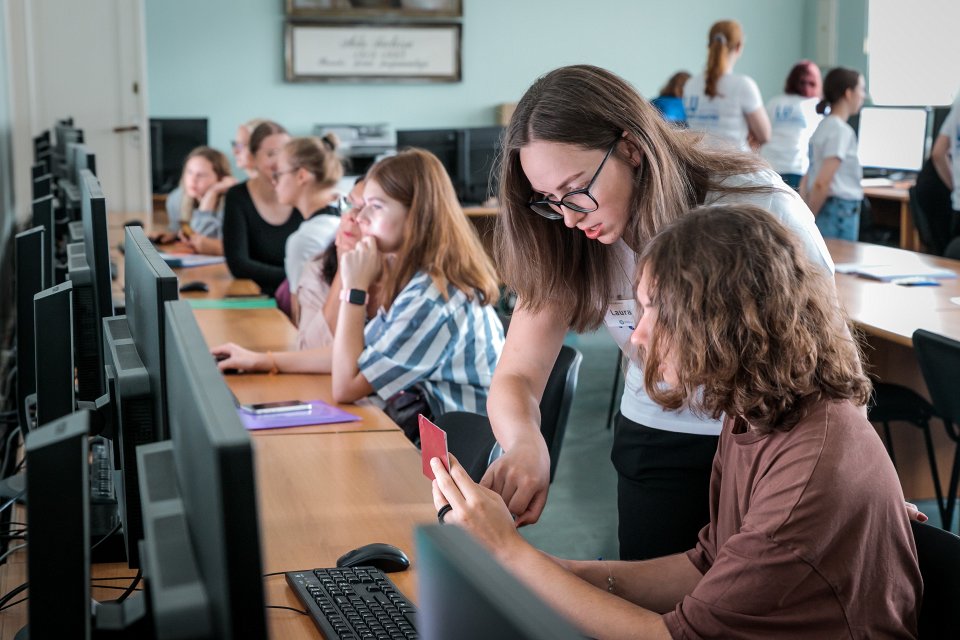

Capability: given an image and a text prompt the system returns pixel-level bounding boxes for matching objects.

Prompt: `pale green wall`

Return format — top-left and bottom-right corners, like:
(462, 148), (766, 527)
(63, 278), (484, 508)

(145, 0), (816, 157)
(0, 4), (15, 257)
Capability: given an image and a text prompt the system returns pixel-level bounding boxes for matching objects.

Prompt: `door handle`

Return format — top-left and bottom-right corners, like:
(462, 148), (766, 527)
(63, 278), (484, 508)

(113, 125), (140, 133)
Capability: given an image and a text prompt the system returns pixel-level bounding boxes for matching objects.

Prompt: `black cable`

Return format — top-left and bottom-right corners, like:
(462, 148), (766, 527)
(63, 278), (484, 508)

(263, 570), (289, 578)
(92, 576), (139, 582)
(116, 569), (141, 602)
(0, 596), (27, 613)
(90, 520), (122, 551)
(0, 581), (28, 610)
(266, 605), (308, 616)
(91, 584), (142, 592)
(0, 542), (27, 564)
(0, 491), (25, 515)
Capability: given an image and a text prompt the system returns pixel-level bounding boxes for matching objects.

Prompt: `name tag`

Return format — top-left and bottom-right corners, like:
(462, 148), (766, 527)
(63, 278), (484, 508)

(604, 299), (636, 352)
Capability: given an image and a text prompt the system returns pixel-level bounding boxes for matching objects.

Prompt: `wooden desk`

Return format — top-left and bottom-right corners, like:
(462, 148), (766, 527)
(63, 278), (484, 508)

(863, 184), (919, 251)
(827, 239), (960, 501)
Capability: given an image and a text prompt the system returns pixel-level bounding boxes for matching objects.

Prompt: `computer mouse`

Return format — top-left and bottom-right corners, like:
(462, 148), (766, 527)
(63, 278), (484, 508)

(336, 543), (410, 573)
(179, 280), (209, 293)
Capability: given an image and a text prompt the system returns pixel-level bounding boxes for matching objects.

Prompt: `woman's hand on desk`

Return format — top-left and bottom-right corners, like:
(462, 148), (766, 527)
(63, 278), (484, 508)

(431, 455), (525, 559)
(211, 342), (268, 373)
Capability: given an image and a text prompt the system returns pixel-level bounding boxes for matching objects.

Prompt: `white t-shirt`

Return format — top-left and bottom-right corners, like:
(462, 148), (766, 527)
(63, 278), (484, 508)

(760, 95), (822, 175)
(607, 168), (834, 436)
(938, 98), (960, 210)
(807, 115), (863, 201)
(683, 73), (764, 152)
(284, 212), (339, 291)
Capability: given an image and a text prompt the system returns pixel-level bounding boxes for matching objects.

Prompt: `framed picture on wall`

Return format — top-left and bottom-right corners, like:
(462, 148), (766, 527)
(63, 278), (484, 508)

(285, 22), (461, 83)
(285, 0), (462, 20)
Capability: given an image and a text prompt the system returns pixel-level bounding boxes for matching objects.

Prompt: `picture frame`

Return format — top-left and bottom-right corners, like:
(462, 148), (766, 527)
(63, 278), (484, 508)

(285, 22), (462, 83)
(285, 0), (462, 20)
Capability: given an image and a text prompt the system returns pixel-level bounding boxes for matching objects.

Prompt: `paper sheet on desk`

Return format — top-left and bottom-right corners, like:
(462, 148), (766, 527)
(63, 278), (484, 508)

(238, 400), (361, 430)
(160, 253), (225, 268)
(835, 263), (958, 281)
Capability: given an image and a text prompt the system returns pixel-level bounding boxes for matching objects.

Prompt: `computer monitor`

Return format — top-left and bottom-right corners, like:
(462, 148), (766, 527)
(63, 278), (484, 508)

(77, 168), (114, 400)
(460, 126), (504, 205)
(34, 281), (75, 426)
(856, 106), (930, 174)
(149, 117), (208, 193)
(54, 125), (83, 179)
(33, 130), (51, 158)
(32, 195), (56, 289)
(33, 173), (52, 200)
(68, 142), (97, 185)
(24, 410), (91, 639)
(932, 105), (953, 141)
(416, 525), (583, 640)
(136, 300), (266, 638)
(15, 227), (45, 433)
(396, 128), (462, 195)
(103, 226), (178, 566)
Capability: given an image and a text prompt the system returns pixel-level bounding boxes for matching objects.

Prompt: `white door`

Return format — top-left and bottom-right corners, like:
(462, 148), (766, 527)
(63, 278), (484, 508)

(7, 0), (151, 223)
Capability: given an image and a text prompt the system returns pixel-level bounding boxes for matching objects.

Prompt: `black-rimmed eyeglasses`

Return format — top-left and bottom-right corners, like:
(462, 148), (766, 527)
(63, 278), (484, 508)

(528, 142), (617, 220)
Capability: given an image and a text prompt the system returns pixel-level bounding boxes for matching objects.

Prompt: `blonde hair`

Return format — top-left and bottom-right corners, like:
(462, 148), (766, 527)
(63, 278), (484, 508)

(178, 146), (232, 221)
(283, 134), (343, 190)
(495, 64), (770, 332)
(637, 204), (871, 433)
(242, 118), (266, 135)
(366, 149), (500, 310)
(705, 20), (743, 98)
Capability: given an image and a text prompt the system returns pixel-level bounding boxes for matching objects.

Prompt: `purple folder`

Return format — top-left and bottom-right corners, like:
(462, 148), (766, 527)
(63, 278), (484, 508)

(238, 400), (361, 431)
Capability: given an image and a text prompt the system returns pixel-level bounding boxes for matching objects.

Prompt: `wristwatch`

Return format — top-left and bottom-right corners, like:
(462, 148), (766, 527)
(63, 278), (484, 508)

(339, 288), (368, 305)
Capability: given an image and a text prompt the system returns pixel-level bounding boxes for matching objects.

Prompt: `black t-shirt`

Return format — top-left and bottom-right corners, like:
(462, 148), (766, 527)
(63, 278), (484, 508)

(222, 182), (303, 295)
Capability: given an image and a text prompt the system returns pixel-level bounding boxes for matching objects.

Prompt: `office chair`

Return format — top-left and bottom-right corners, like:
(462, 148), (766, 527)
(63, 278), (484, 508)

(910, 520), (960, 637)
(434, 345), (583, 484)
(943, 236), (960, 261)
(912, 329), (960, 532)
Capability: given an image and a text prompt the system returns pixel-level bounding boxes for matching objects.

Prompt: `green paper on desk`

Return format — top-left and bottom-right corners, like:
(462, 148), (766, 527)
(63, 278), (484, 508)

(187, 298), (276, 310)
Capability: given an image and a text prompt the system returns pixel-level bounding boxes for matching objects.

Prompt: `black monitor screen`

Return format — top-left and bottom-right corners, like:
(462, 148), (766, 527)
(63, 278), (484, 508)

(461, 126), (504, 205)
(396, 128), (462, 195)
(32, 195), (55, 289)
(148, 300), (266, 638)
(124, 226), (178, 439)
(67, 142), (97, 186)
(15, 227), (45, 433)
(933, 105), (952, 140)
(80, 169), (114, 397)
(150, 117), (208, 194)
(416, 525), (583, 640)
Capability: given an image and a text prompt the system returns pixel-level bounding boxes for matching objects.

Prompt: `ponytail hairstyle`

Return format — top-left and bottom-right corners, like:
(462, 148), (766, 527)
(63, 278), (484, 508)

(817, 67), (862, 115)
(784, 60), (822, 98)
(178, 146), (232, 221)
(705, 20), (743, 98)
(283, 133), (344, 191)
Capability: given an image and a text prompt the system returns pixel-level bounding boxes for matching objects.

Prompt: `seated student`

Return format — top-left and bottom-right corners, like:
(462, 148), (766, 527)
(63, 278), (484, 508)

(152, 146), (235, 254)
(213, 149), (505, 430)
(431, 204), (920, 640)
(276, 134), (345, 321)
(650, 71), (690, 126)
(296, 177), (372, 349)
(801, 67), (866, 242)
(222, 121), (304, 296)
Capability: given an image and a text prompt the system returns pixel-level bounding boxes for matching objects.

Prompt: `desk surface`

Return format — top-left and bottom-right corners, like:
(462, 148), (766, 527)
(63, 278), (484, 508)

(826, 239), (960, 346)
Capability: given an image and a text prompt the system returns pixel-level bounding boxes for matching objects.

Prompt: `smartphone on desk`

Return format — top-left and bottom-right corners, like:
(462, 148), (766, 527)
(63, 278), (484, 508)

(240, 400), (311, 415)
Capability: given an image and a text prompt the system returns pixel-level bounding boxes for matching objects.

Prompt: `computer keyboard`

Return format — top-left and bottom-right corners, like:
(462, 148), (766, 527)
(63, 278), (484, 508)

(89, 436), (115, 503)
(286, 566), (418, 639)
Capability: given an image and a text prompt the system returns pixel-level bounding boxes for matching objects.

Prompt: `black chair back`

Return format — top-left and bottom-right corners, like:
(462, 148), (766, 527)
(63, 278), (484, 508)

(911, 519), (960, 637)
(908, 185), (941, 255)
(435, 411), (497, 483)
(913, 330), (960, 425)
(540, 345), (583, 482)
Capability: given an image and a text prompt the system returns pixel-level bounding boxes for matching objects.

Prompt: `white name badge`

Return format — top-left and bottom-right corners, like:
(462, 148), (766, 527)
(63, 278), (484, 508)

(604, 299), (636, 352)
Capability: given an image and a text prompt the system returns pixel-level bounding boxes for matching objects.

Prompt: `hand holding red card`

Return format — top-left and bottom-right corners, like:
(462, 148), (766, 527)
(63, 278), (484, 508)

(419, 414), (450, 481)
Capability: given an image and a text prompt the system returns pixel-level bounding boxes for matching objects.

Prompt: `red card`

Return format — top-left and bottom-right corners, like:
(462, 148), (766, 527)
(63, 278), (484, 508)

(419, 414), (450, 481)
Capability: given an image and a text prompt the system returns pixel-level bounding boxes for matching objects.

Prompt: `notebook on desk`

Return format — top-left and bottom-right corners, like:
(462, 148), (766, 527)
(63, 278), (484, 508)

(237, 400), (361, 430)
(836, 263), (958, 282)
(861, 177), (896, 188)
(159, 253), (225, 268)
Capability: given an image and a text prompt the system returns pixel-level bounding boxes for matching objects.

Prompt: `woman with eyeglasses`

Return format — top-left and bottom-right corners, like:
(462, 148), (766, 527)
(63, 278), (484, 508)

(273, 134), (345, 323)
(483, 64), (832, 561)
(683, 20), (771, 152)
(760, 61), (824, 190)
(431, 205), (919, 639)
(222, 120), (304, 296)
(213, 149), (504, 441)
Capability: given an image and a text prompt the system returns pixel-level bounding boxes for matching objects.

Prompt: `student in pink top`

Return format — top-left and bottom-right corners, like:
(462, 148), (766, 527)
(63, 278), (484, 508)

(430, 204), (921, 639)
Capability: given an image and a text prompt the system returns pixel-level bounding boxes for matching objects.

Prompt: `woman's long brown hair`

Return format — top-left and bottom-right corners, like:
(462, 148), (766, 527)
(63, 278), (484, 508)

(367, 149), (499, 309)
(495, 64), (769, 332)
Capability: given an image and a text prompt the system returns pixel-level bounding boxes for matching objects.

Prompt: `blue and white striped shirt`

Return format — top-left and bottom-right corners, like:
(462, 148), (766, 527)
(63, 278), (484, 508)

(358, 271), (504, 416)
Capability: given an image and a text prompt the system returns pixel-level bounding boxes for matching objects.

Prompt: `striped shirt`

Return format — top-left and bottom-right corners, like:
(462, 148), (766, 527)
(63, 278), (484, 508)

(358, 271), (504, 416)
